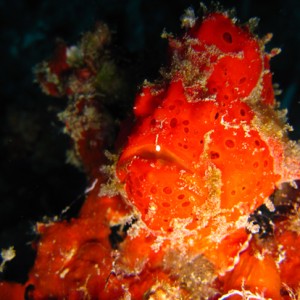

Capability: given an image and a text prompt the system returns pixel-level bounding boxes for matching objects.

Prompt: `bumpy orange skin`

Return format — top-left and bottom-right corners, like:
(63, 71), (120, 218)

(118, 80), (279, 231)
(221, 240), (282, 299)
(1, 11), (300, 300)
(276, 224), (300, 290)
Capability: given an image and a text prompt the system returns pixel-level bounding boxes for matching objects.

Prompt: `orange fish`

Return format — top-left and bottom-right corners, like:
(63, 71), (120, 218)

(1, 8), (300, 300)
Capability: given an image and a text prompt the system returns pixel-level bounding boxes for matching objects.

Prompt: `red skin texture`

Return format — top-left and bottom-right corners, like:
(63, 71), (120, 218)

(0, 282), (25, 300)
(118, 79), (279, 231)
(1, 12), (300, 299)
(221, 240), (282, 299)
(276, 225), (300, 290)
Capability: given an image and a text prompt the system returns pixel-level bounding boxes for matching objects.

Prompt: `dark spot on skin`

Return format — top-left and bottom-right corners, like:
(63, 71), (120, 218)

(240, 109), (246, 116)
(163, 187), (172, 194)
(239, 77), (246, 84)
(170, 118), (178, 128)
(210, 151), (220, 159)
(223, 32), (233, 43)
(225, 139), (235, 148)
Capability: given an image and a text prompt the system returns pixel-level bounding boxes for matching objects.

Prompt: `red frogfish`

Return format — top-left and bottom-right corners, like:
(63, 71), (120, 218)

(1, 7), (300, 300)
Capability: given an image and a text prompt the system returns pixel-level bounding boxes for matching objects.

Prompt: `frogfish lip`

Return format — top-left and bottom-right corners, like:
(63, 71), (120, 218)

(117, 143), (193, 182)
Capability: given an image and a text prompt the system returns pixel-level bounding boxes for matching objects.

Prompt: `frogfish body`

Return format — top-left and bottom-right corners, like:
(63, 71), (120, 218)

(1, 8), (300, 300)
